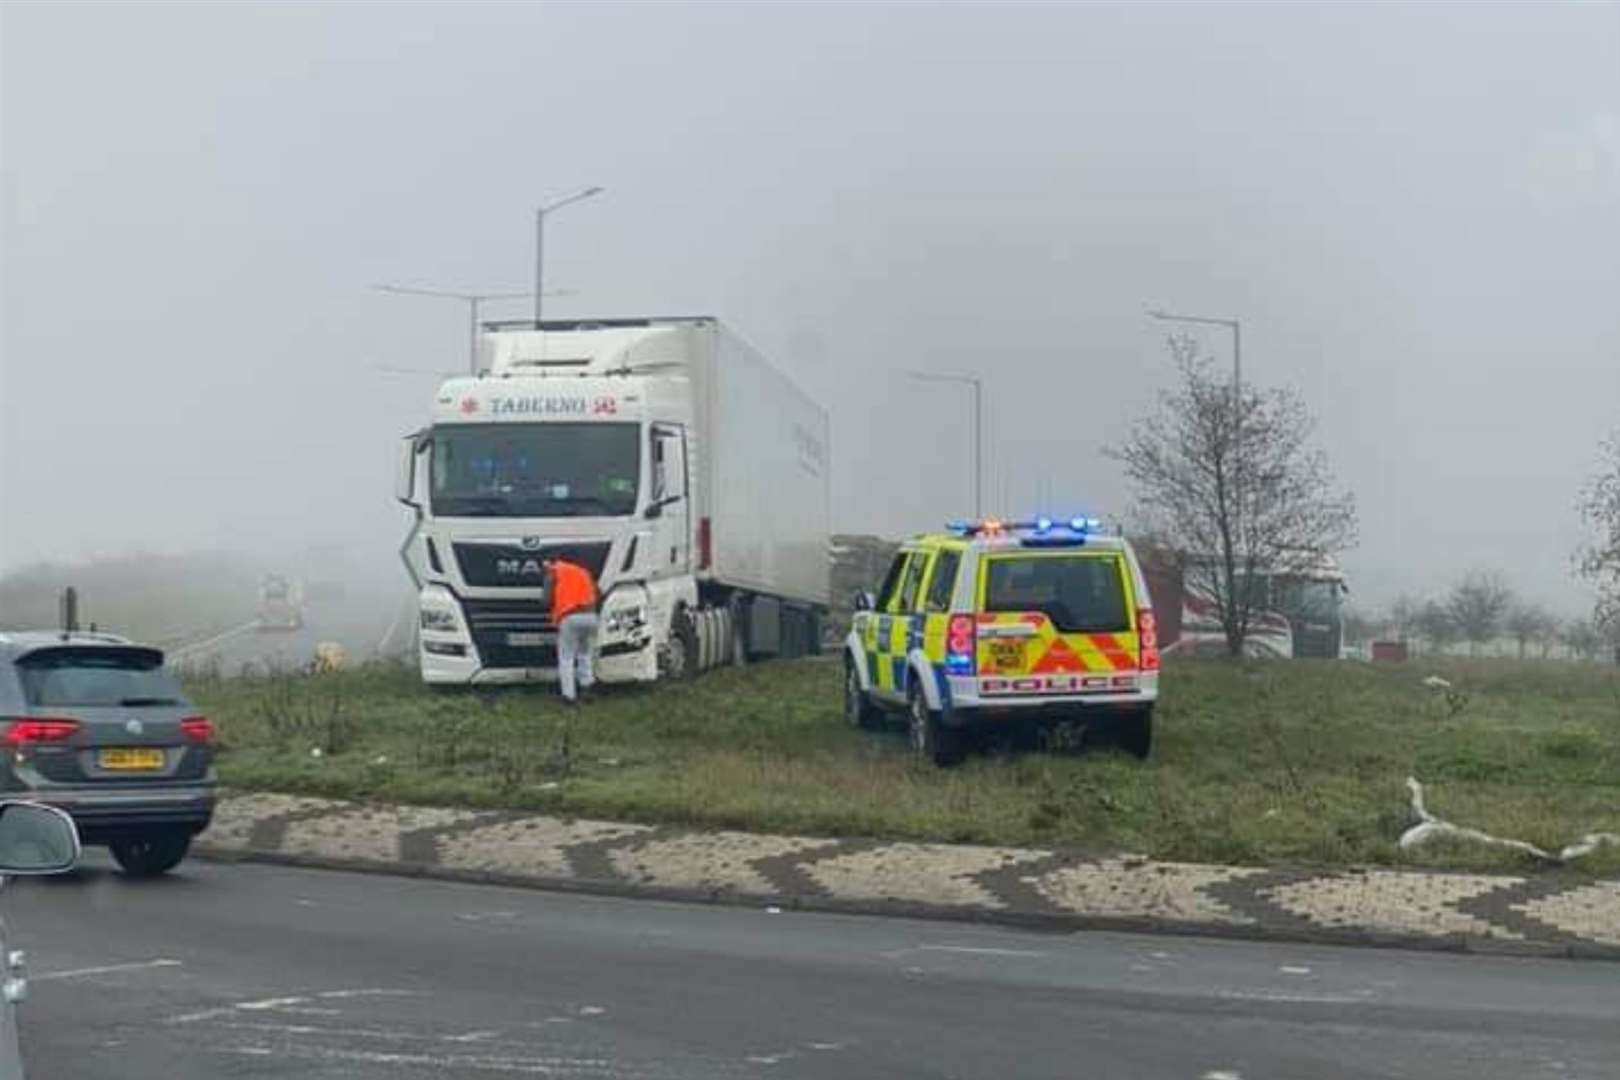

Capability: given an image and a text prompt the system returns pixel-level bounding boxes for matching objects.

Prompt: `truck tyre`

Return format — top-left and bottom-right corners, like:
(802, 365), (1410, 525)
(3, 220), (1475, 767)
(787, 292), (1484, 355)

(110, 829), (192, 877)
(845, 659), (882, 730)
(1115, 707), (1153, 760)
(908, 686), (965, 767)
(658, 609), (699, 681)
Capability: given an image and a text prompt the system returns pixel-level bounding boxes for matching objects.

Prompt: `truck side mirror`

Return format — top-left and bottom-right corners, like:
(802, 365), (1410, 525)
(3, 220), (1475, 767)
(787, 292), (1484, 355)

(644, 501), (663, 520)
(853, 590), (875, 612)
(396, 432), (424, 507)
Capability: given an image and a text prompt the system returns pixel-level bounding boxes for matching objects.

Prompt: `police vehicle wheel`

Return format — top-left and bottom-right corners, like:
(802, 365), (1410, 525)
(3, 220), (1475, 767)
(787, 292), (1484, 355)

(908, 687), (965, 767)
(845, 661), (881, 730)
(1116, 708), (1153, 759)
(659, 610), (699, 681)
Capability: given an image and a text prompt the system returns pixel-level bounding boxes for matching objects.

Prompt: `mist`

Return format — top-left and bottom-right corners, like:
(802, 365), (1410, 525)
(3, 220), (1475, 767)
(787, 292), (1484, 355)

(3, 1), (1617, 614)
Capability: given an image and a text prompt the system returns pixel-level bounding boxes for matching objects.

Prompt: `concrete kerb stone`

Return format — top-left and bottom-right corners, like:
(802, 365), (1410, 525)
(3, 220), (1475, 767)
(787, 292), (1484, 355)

(193, 791), (1620, 961)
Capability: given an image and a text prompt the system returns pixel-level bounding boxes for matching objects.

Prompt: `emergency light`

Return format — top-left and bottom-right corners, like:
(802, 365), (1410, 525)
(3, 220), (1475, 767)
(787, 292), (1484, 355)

(946, 516), (1109, 538)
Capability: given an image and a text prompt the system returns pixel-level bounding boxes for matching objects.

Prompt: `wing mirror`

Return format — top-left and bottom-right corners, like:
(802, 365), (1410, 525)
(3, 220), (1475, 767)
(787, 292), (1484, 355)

(0, 802), (80, 875)
(852, 590), (875, 612)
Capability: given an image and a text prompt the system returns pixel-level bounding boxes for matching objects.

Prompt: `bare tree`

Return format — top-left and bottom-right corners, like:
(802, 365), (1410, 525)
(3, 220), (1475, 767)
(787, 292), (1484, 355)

(1416, 600), (1457, 656)
(1109, 337), (1357, 657)
(1576, 431), (1620, 641)
(1538, 614), (1563, 659)
(1563, 618), (1601, 661)
(1341, 605), (1379, 647)
(1447, 571), (1513, 656)
(1390, 593), (1421, 642)
(1504, 601), (1555, 661)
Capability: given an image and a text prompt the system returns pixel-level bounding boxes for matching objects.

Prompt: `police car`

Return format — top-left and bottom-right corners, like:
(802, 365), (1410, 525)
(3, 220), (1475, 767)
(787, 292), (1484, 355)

(843, 517), (1159, 766)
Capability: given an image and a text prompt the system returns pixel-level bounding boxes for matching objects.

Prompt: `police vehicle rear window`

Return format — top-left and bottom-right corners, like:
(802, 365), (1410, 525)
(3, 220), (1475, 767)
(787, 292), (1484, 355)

(982, 555), (1130, 633)
(15, 647), (185, 708)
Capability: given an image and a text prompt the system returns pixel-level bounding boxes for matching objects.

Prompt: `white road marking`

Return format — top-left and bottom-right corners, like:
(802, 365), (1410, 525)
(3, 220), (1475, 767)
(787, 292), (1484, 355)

(1215, 989), (1362, 1004)
(225, 1044), (614, 1074)
(806, 1042), (846, 1051)
(316, 987), (422, 1000)
(457, 911), (520, 923)
(238, 995), (312, 1012)
(577, 1005), (607, 1016)
(1203, 1071), (1243, 1080)
(914, 944), (1046, 958)
(1278, 965), (1312, 975)
(35, 958), (182, 982)
(171, 987), (419, 1023)
(1130, 963), (1155, 973)
(445, 1030), (502, 1043)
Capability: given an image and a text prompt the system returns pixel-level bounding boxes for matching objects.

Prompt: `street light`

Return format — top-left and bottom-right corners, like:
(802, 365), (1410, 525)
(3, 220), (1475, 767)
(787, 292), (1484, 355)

(1146, 308), (1242, 395)
(908, 371), (984, 519)
(535, 186), (605, 324)
(373, 285), (531, 374)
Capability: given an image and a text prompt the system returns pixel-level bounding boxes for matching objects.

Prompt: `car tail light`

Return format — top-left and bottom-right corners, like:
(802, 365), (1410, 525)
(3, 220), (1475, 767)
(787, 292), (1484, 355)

(1138, 610), (1160, 671)
(1, 718), (81, 746)
(180, 716), (215, 744)
(698, 517), (712, 571)
(946, 614), (976, 675)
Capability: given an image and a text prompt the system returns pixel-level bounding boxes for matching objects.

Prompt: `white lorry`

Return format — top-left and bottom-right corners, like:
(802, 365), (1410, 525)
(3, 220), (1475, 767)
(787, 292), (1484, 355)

(395, 317), (830, 685)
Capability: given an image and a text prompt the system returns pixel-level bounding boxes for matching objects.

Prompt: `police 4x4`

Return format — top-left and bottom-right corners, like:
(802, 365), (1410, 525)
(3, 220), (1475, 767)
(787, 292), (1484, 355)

(844, 518), (1160, 766)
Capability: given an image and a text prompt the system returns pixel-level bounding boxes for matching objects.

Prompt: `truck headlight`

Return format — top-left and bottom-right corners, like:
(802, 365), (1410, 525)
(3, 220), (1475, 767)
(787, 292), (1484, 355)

(604, 605), (645, 634)
(420, 607), (459, 632)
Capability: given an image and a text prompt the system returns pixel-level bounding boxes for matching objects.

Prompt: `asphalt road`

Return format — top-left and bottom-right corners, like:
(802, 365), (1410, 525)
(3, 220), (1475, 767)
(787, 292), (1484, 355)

(6, 853), (1616, 1080)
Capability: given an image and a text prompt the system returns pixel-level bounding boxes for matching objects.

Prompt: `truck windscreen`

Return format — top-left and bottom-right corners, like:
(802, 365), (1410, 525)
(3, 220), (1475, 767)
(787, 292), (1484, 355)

(430, 422), (640, 517)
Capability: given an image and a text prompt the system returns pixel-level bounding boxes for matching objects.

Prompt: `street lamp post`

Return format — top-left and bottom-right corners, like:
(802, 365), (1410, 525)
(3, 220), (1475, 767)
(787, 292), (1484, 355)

(1146, 308), (1242, 397)
(372, 285), (532, 374)
(908, 371), (984, 519)
(535, 186), (604, 325)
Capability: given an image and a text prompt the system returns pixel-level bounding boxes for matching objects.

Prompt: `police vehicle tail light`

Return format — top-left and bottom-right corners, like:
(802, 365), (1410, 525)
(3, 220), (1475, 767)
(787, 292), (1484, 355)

(0, 719), (81, 747)
(1138, 610), (1160, 671)
(946, 614), (976, 675)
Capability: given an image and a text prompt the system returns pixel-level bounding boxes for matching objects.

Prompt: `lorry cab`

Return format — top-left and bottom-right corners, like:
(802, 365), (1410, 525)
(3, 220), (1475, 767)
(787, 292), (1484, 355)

(844, 517), (1159, 765)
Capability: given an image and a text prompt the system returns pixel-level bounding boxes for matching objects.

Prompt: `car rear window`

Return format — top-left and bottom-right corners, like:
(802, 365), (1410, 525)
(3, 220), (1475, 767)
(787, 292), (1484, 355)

(14, 647), (185, 708)
(982, 555), (1130, 632)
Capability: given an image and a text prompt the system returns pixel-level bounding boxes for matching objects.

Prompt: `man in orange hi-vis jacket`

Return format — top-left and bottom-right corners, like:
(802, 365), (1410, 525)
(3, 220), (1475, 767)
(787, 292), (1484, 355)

(546, 558), (599, 703)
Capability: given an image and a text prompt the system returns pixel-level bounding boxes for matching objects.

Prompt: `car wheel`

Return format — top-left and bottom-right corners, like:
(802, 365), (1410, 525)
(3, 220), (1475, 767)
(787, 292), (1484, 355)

(110, 830), (192, 877)
(908, 686), (965, 767)
(1115, 707), (1153, 759)
(845, 660), (882, 730)
(658, 609), (699, 681)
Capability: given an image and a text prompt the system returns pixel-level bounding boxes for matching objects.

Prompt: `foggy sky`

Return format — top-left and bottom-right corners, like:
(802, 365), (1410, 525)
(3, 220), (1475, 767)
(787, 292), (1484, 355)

(3, 1), (1617, 613)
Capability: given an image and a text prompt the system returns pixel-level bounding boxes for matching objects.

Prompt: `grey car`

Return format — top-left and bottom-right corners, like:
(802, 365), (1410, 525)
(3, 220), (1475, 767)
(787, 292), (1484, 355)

(0, 632), (215, 876)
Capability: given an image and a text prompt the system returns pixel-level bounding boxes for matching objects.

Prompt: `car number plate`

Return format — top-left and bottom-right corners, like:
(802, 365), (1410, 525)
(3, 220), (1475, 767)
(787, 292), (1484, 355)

(988, 640), (1026, 671)
(507, 632), (549, 647)
(99, 747), (165, 771)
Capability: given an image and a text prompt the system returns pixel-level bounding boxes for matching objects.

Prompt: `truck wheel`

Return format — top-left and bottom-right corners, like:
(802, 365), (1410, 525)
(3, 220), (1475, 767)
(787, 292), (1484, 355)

(658, 610), (699, 681)
(908, 686), (965, 767)
(1115, 708), (1153, 759)
(845, 660), (882, 730)
(110, 829), (192, 877)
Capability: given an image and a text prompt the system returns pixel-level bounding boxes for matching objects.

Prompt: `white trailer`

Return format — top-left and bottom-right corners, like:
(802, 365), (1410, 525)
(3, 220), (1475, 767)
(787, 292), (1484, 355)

(395, 317), (830, 685)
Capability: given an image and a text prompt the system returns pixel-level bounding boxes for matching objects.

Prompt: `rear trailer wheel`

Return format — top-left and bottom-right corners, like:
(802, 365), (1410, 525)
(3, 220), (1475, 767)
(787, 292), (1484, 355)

(1115, 707), (1153, 759)
(845, 661), (882, 730)
(110, 829), (192, 877)
(908, 687), (966, 767)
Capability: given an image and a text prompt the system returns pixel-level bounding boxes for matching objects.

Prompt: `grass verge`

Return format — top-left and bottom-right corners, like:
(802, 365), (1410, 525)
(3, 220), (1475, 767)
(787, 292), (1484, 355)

(186, 655), (1620, 875)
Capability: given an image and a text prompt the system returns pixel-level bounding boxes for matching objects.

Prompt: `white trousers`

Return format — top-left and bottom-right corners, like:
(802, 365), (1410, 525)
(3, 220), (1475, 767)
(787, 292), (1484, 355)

(557, 612), (599, 701)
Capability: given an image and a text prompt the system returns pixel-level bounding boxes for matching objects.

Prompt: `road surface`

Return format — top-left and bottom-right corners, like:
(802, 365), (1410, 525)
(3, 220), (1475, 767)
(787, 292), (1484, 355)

(7, 853), (1616, 1079)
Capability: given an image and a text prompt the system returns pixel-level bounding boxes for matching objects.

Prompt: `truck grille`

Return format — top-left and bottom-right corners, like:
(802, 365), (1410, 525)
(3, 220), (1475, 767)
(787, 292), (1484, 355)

(460, 598), (557, 669)
(453, 542), (611, 588)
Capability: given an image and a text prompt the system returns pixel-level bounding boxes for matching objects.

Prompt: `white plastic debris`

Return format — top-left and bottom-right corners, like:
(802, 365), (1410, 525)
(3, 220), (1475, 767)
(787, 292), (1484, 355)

(1399, 777), (1620, 863)
(310, 747), (323, 759)
(1422, 675), (1452, 690)
(372, 755), (389, 765)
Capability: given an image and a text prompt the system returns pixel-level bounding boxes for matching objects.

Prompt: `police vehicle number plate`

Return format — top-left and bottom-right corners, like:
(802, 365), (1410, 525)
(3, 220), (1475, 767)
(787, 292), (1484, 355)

(988, 640), (1026, 671)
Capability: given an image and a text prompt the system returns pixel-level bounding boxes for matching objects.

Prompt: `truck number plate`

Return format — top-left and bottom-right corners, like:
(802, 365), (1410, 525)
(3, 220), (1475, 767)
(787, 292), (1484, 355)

(507, 632), (550, 647)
